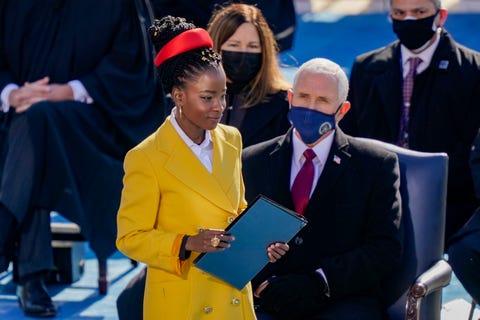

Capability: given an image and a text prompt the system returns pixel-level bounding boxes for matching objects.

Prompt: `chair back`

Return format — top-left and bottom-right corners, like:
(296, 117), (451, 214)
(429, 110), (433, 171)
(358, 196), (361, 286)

(357, 138), (448, 320)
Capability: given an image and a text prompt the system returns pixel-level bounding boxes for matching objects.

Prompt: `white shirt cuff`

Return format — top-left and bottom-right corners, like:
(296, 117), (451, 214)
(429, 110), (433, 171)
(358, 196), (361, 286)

(68, 80), (93, 104)
(1, 83), (19, 113)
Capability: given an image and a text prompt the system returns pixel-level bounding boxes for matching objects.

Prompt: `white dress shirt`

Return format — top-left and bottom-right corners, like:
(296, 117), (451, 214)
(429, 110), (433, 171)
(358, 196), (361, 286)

(170, 107), (213, 173)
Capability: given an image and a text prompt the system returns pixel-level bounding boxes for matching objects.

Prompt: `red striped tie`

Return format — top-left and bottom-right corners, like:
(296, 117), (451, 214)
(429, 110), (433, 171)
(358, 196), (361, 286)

(291, 149), (316, 215)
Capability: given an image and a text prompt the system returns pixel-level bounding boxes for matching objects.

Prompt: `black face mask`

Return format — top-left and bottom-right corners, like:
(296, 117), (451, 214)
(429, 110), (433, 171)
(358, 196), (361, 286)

(392, 13), (438, 50)
(221, 50), (261, 92)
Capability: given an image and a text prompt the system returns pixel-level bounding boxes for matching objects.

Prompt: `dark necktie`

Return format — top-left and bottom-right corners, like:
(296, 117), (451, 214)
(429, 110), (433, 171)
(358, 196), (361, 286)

(291, 149), (316, 215)
(398, 57), (422, 148)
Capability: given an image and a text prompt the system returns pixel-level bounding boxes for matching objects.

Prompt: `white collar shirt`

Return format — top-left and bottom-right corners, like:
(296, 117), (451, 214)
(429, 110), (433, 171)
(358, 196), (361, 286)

(170, 107), (213, 173)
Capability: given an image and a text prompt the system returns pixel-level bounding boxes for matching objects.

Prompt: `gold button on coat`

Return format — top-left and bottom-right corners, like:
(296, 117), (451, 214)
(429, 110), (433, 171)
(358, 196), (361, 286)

(231, 298), (240, 305)
(204, 306), (213, 314)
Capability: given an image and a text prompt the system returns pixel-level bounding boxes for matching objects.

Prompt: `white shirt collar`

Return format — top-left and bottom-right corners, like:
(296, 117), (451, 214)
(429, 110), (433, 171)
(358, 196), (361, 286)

(291, 128), (335, 167)
(170, 107), (212, 149)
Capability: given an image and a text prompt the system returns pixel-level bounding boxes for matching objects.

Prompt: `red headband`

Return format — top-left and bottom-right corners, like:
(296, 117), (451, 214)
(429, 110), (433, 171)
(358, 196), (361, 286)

(154, 28), (214, 67)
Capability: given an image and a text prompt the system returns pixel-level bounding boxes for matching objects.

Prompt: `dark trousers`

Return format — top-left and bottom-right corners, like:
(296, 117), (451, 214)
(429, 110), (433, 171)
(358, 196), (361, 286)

(448, 208), (480, 303)
(117, 267), (146, 320)
(0, 204), (17, 272)
(0, 114), (54, 280)
(116, 267), (383, 320)
(256, 295), (382, 320)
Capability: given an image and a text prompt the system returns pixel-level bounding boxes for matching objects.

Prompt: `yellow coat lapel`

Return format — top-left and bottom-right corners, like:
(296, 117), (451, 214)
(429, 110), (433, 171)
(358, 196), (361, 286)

(159, 119), (240, 213)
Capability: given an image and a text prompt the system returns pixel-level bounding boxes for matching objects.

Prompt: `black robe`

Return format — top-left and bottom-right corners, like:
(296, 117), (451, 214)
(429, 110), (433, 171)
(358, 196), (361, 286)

(0, 0), (165, 260)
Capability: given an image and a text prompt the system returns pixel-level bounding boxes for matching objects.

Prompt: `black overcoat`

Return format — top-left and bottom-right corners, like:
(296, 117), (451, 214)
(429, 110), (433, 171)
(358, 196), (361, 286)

(0, 0), (165, 260)
(341, 30), (480, 239)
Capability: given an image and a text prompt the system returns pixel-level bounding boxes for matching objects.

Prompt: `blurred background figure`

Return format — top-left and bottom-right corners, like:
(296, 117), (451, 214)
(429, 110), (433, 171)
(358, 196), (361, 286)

(448, 128), (480, 305)
(0, 0), (164, 317)
(150, 0), (296, 52)
(340, 0), (480, 242)
(207, 3), (292, 147)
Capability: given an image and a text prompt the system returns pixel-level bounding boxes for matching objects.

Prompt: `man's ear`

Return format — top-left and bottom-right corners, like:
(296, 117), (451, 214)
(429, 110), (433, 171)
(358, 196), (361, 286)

(336, 101), (351, 122)
(287, 88), (293, 107)
(437, 8), (448, 27)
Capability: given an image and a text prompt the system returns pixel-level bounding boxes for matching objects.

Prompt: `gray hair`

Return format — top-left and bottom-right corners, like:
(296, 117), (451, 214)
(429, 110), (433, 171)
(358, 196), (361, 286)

(390, 0), (441, 10)
(293, 58), (349, 104)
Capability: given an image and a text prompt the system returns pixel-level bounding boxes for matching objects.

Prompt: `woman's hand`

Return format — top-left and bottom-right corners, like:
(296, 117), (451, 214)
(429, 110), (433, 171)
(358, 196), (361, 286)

(267, 242), (289, 263)
(185, 229), (235, 253)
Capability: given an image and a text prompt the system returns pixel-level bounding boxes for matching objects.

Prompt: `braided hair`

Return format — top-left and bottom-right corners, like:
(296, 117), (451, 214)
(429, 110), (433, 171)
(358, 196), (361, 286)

(148, 16), (223, 93)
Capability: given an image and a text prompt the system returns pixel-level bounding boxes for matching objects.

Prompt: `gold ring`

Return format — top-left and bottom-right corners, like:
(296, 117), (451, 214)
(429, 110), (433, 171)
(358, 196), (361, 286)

(211, 235), (220, 248)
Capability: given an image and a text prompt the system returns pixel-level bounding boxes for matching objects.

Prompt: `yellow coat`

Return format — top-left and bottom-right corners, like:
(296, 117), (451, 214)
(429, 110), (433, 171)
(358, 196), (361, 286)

(116, 118), (256, 320)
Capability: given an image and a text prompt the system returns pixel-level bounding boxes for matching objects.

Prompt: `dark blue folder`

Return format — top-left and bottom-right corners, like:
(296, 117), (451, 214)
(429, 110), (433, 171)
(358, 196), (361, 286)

(193, 195), (307, 290)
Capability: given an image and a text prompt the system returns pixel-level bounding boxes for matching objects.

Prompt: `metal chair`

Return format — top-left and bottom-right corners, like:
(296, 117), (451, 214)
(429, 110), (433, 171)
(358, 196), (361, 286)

(468, 299), (478, 320)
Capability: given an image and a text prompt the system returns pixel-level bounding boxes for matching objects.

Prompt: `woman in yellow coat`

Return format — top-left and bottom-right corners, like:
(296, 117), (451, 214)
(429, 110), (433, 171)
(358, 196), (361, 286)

(117, 16), (287, 319)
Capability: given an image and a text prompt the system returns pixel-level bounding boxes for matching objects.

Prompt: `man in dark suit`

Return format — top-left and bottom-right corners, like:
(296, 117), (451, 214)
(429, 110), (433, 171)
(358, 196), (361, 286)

(242, 57), (403, 320)
(340, 0), (480, 242)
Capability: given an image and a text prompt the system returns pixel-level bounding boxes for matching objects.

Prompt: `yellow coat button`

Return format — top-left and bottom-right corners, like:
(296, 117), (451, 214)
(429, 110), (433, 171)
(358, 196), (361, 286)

(227, 216), (235, 223)
(231, 298), (240, 305)
(204, 307), (213, 314)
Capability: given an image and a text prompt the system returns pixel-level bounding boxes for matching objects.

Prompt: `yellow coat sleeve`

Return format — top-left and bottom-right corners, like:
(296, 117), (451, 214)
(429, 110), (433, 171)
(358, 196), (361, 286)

(116, 148), (186, 275)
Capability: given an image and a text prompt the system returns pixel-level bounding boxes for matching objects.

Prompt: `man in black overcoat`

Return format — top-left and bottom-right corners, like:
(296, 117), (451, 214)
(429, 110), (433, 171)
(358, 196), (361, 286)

(0, 0), (165, 317)
(340, 0), (480, 242)
(242, 58), (403, 319)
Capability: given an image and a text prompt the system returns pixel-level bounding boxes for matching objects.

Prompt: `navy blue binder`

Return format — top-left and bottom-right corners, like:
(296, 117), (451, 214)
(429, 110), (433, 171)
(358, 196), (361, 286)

(193, 195), (307, 290)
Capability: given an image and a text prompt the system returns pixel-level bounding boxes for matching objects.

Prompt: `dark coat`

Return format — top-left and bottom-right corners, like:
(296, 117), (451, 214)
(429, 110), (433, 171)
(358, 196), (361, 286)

(446, 128), (480, 303)
(222, 90), (290, 148)
(242, 127), (403, 299)
(0, 0), (165, 260)
(340, 30), (480, 239)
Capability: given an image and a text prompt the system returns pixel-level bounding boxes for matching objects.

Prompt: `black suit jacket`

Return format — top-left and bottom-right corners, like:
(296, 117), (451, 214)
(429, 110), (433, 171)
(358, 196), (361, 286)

(341, 30), (480, 239)
(242, 127), (403, 299)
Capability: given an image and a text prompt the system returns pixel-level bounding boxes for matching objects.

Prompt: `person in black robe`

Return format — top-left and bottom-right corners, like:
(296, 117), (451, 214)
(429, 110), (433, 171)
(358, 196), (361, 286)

(0, 0), (165, 317)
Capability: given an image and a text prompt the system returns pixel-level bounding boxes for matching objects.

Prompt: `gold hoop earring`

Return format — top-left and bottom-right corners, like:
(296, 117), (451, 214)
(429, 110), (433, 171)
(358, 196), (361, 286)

(176, 105), (183, 114)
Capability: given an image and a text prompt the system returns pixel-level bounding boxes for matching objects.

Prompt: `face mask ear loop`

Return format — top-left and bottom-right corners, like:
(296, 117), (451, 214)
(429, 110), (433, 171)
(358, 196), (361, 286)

(433, 10), (441, 31)
(334, 103), (343, 116)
